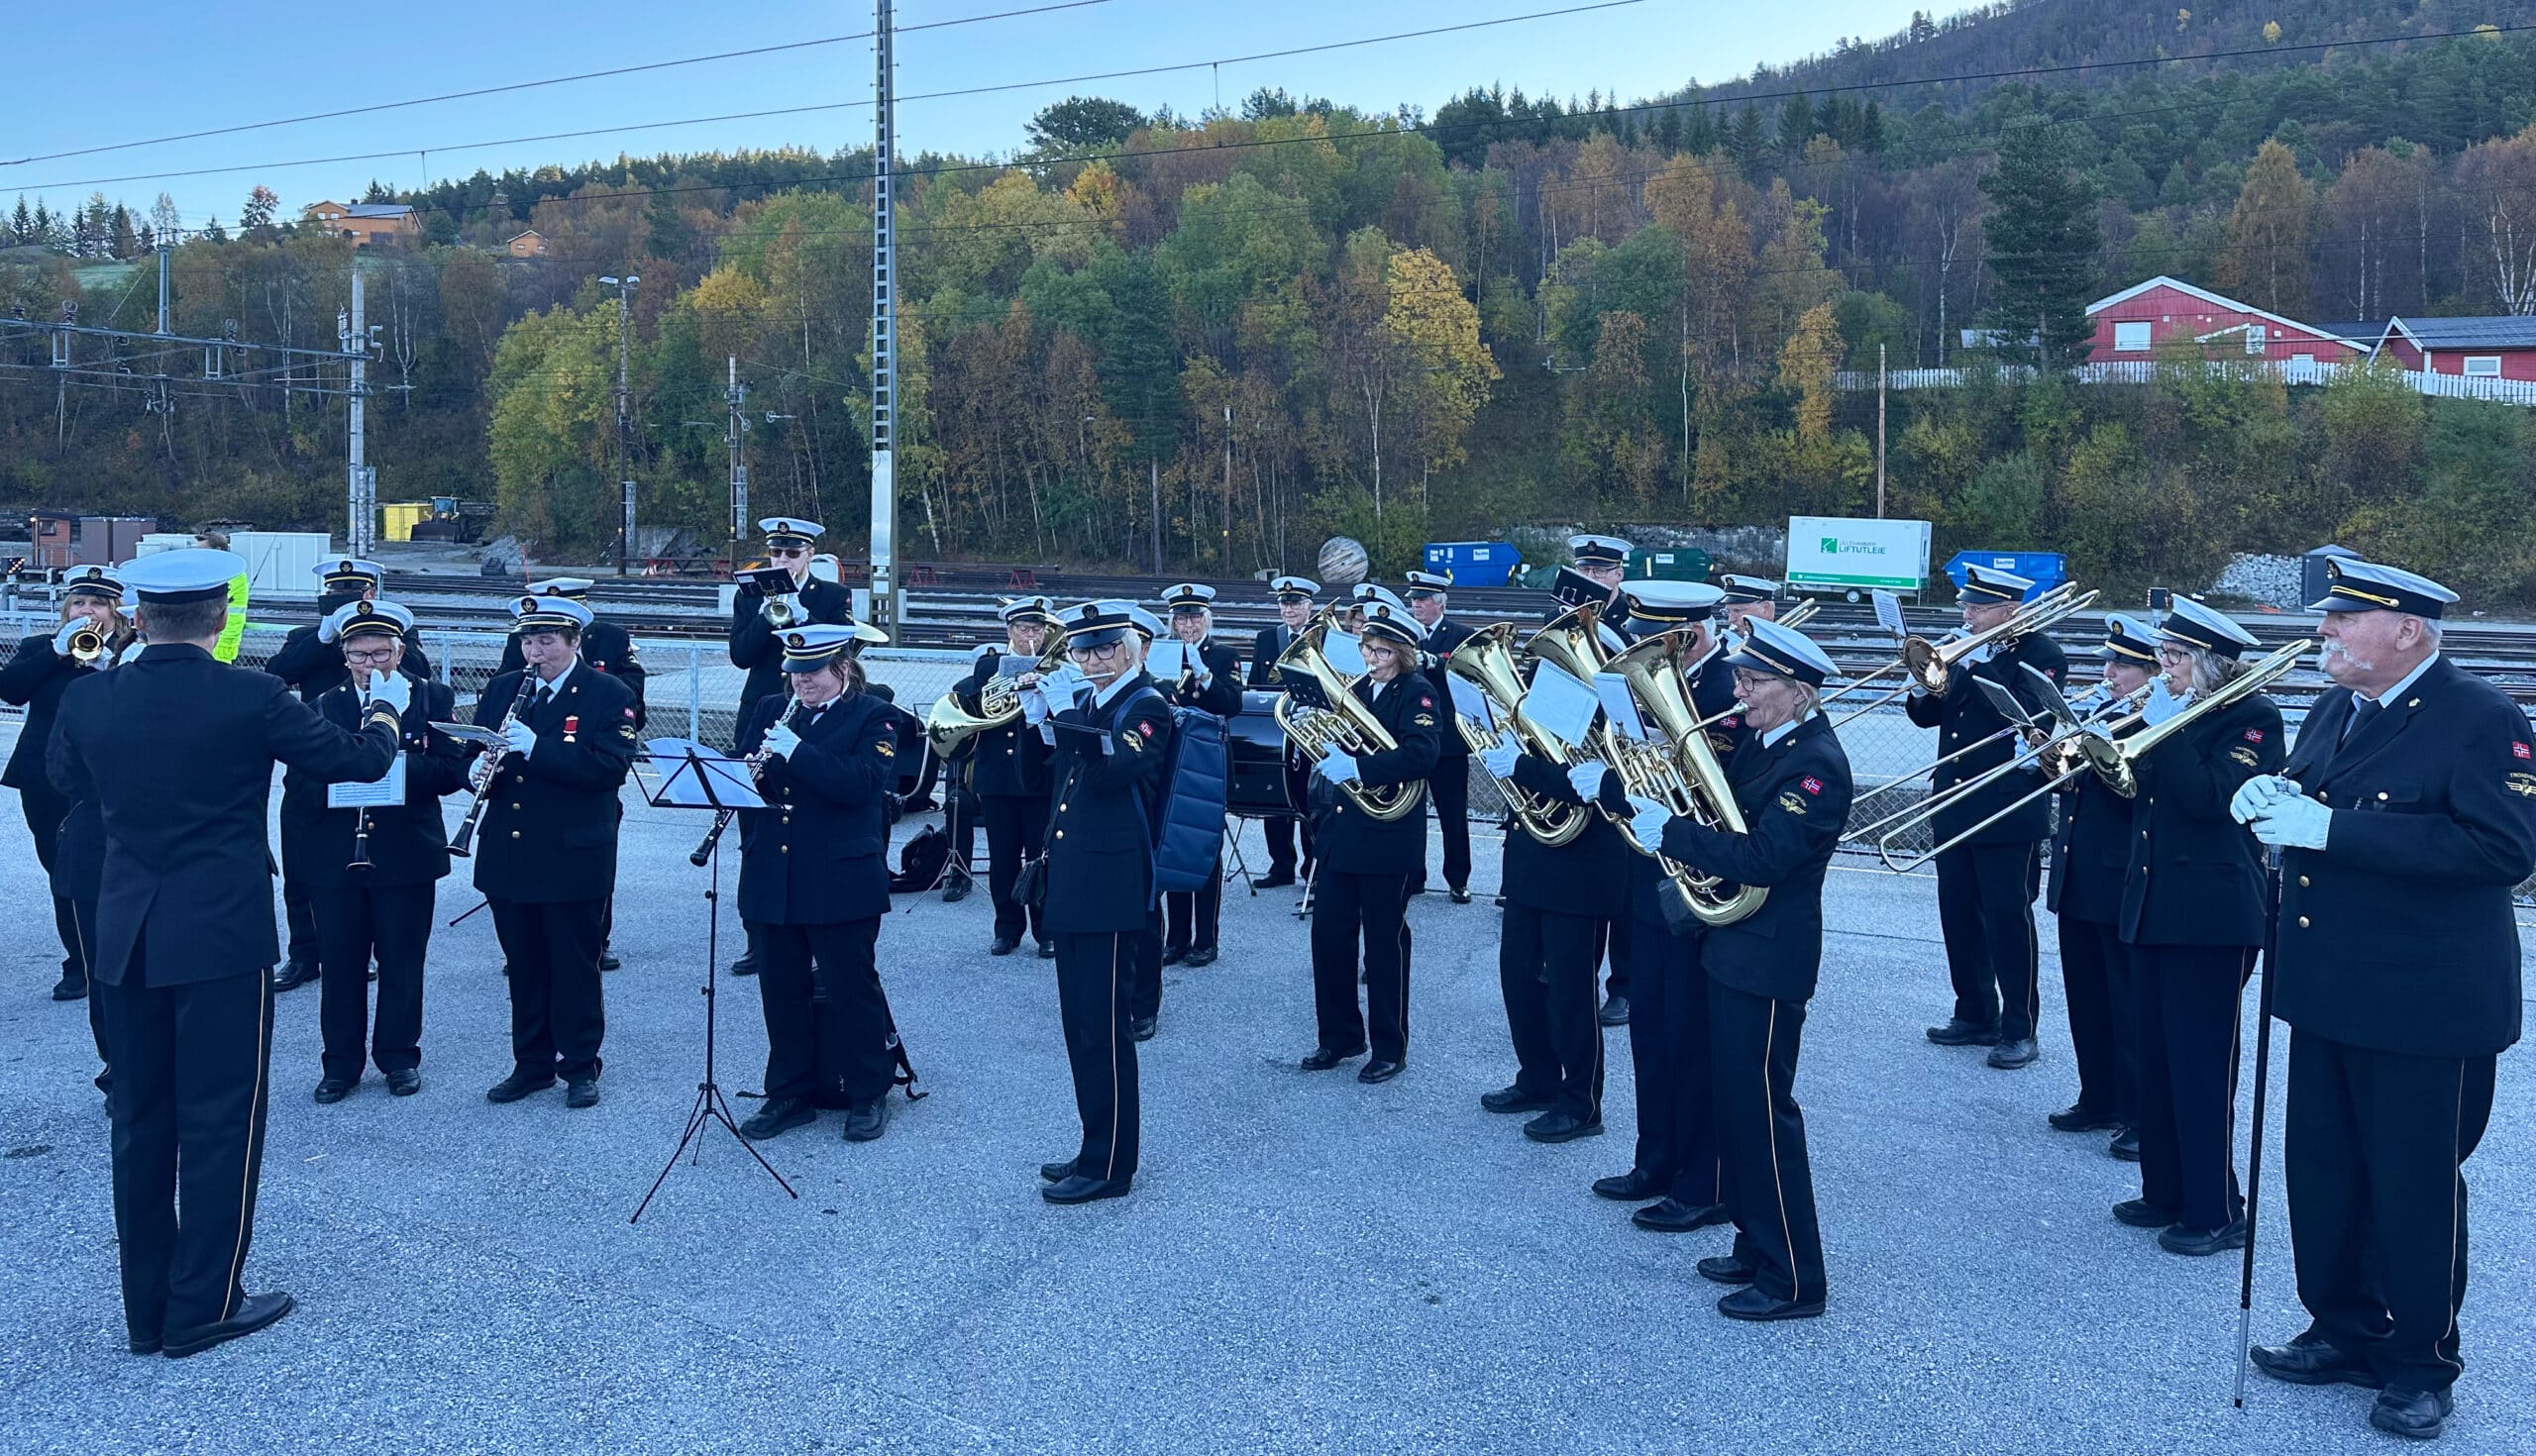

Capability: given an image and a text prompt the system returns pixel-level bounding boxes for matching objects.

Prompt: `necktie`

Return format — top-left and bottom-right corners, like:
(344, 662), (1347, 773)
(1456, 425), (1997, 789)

(2340, 694), (2380, 749)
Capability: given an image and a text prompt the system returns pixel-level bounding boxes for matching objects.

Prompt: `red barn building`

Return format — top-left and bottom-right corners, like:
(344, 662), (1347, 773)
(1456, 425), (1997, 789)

(2084, 276), (2370, 364)
(2375, 317), (2536, 381)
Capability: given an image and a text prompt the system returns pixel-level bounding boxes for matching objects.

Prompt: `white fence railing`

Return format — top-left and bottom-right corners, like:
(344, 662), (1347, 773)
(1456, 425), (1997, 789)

(1831, 358), (2536, 404)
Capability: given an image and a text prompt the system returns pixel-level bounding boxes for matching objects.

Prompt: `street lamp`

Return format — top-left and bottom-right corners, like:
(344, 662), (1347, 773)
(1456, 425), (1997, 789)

(599, 275), (639, 572)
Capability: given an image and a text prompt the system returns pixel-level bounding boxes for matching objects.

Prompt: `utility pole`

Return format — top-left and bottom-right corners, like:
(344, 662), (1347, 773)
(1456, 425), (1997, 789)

(601, 273), (639, 573)
(340, 264), (376, 558)
(726, 355), (749, 559)
(156, 245), (169, 337)
(1221, 405), (1233, 572)
(1150, 458), (1161, 575)
(1875, 342), (1888, 520)
(867, 0), (900, 635)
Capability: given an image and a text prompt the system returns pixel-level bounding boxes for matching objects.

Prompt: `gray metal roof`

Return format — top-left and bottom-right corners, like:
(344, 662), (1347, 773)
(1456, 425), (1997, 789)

(2303, 320), (2389, 345)
(342, 203), (413, 220)
(2393, 316), (2536, 349)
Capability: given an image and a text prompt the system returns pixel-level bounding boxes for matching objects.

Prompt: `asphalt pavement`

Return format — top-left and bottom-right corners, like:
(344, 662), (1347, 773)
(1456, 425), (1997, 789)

(0, 777), (2528, 1454)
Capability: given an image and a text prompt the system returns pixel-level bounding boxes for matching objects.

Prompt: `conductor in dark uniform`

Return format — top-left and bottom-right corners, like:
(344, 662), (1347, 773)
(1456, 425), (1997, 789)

(52, 548), (404, 1358)
(950, 596), (1060, 958)
(1248, 575), (1319, 888)
(1907, 563), (2066, 1069)
(473, 594), (639, 1110)
(1030, 600), (1173, 1205)
(1615, 617), (1853, 1321)
(289, 600), (473, 1104)
(1157, 583), (1242, 966)
(732, 623), (904, 1144)
(2, 563), (132, 1000)
(2240, 559), (2536, 1442)
(499, 576), (647, 972)
(729, 517), (858, 729)
(1298, 597), (1439, 1083)
(1403, 570), (1475, 901)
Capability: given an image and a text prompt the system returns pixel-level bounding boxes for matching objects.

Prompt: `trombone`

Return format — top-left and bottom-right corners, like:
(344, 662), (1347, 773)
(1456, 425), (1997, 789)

(1851, 677), (2152, 862)
(1776, 599), (1820, 631)
(1821, 582), (2096, 725)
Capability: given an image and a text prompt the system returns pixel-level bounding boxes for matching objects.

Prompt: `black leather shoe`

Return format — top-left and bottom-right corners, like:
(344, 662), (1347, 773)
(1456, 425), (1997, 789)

(1697, 1255), (1757, 1286)
(1131, 1015), (1157, 1042)
(2371, 1386), (2454, 1440)
(1256, 871), (1297, 889)
(2112, 1197), (2179, 1229)
(597, 951), (621, 972)
(990, 936), (1020, 957)
(1633, 1197), (1731, 1233)
(564, 1076), (600, 1109)
(128, 1333), (162, 1356)
(485, 1069), (556, 1103)
(1449, 887), (1471, 904)
(730, 956), (759, 979)
(1592, 1168), (1664, 1201)
(2159, 1219), (2248, 1257)
(2109, 1126), (2141, 1161)
(51, 971), (88, 1001)
(1598, 993), (1631, 1027)
(1162, 945), (1189, 967)
(1523, 1110), (1604, 1143)
(941, 879), (971, 903)
(842, 1098), (889, 1142)
(1299, 1045), (1362, 1072)
(1039, 1159), (1077, 1184)
(2249, 1334), (2383, 1390)
(740, 1095), (815, 1141)
(1987, 1036), (2040, 1070)
(1042, 1174), (1131, 1205)
(1037, 940), (1056, 959)
(1481, 1085), (1552, 1114)
(2050, 1103), (2122, 1132)
(384, 1069), (421, 1097)
(311, 1077), (355, 1104)
(1718, 1286), (1823, 1321)
(162, 1291), (293, 1359)
(269, 960), (318, 992)
(1357, 1059), (1404, 1085)
(1926, 1017), (1999, 1046)
(1184, 946), (1218, 968)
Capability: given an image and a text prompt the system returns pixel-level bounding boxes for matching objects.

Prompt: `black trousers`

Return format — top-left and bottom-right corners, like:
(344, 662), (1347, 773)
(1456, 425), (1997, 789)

(487, 897), (607, 1080)
(94, 964), (273, 1346)
(1310, 870), (1413, 1062)
(1498, 903), (1607, 1121)
(2286, 1030), (2495, 1395)
(2058, 914), (2136, 1123)
(1264, 763), (1315, 872)
(1711, 978), (1826, 1305)
(1053, 930), (1141, 1182)
(757, 917), (893, 1105)
(1605, 911), (1635, 1000)
(20, 783), (78, 977)
(1164, 862), (1222, 956)
(1410, 759), (1471, 893)
(980, 792), (1048, 943)
(2131, 942), (2251, 1232)
(1131, 908), (1164, 1023)
(71, 897), (108, 1070)
(312, 881), (434, 1082)
(1934, 840), (2043, 1039)
(282, 872), (318, 970)
(1627, 915), (1721, 1206)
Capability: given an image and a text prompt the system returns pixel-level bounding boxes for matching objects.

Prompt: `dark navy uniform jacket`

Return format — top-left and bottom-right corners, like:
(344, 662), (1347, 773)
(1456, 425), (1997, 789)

(48, 644), (401, 987)
(1040, 674), (1175, 937)
(471, 664), (639, 905)
(281, 679), (472, 889)
(734, 689), (898, 925)
(953, 648), (1053, 799)
(499, 618), (646, 728)
(729, 575), (857, 719)
(1903, 632), (2066, 845)
(2046, 720), (2137, 926)
(1620, 645), (1745, 933)
(264, 622), (436, 703)
(2274, 657), (2536, 1058)
(1, 632), (111, 791)
(2118, 692), (2285, 948)
(1248, 623), (1304, 688)
(1314, 672), (1442, 876)
(1162, 640), (1243, 718)
(1504, 744), (1632, 921)
(1654, 711), (1853, 1004)
(1419, 617), (1477, 760)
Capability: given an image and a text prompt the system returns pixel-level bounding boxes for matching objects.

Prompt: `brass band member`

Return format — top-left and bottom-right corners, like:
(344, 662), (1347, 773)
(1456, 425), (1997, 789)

(1158, 584), (1242, 967)
(2239, 560), (2536, 1442)
(1569, 533), (1636, 1025)
(2111, 596), (2282, 1257)
(1, 564), (132, 1000)
(1716, 574), (1782, 641)
(733, 623), (903, 1144)
(952, 597), (1060, 958)
(500, 577), (646, 973)
(1031, 600), (1174, 1204)
(1909, 563), (2066, 1069)
(293, 601), (471, 1104)
(1402, 570), (1474, 901)
(1616, 618), (1851, 1321)
(2046, 615), (2157, 1159)
(475, 595), (639, 1110)
(728, 517), (855, 980)
(1248, 575), (1320, 888)
(1299, 597), (1440, 1083)
(1126, 606), (1171, 1041)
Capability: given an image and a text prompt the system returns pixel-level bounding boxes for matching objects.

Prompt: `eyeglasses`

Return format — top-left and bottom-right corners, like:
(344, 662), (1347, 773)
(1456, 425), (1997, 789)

(344, 648), (398, 666)
(767, 545), (808, 560)
(1066, 642), (1125, 662)
(2154, 646), (2194, 664)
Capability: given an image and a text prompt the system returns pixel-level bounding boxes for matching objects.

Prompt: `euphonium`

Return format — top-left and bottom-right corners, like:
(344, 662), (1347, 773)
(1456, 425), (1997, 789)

(1444, 623), (1589, 846)
(924, 627), (1069, 757)
(1271, 614), (1425, 822)
(1600, 629), (1768, 927)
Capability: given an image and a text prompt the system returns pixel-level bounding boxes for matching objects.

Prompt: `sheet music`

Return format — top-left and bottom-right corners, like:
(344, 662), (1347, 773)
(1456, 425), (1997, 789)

(1321, 631), (1366, 677)
(640, 738), (768, 809)
(997, 654), (1038, 678)
(1594, 673), (1648, 741)
(430, 721), (509, 749)
(1445, 674), (1494, 731)
(326, 756), (407, 809)
(1146, 641), (1193, 681)
(1523, 663), (1601, 750)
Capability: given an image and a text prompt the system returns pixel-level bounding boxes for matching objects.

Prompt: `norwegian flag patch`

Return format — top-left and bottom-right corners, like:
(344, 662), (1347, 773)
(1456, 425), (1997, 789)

(623, 706), (637, 719)
(1137, 721), (1154, 738)
(2515, 741), (2531, 761)
(1800, 777), (1824, 795)
(2243, 728), (2265, 743)
(1723, 716), (1742, 730)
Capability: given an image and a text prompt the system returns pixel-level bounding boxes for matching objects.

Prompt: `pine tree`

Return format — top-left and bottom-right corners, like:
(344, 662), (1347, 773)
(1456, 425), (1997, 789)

(1981, 121), (2102, 368)
(1729, 104), (1767, 172)
(1779, 93), (1817, 153)
(8, 195), (30, 246)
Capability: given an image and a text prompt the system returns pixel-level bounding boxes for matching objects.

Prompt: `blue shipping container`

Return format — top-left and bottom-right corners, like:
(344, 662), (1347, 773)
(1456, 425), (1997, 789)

(1943, 551), (2067, 601)
(1422, 541), (1517, 588)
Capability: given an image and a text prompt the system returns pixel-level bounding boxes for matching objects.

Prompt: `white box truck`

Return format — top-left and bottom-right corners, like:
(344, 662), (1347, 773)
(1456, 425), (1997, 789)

(1784, 516), (1933, 602)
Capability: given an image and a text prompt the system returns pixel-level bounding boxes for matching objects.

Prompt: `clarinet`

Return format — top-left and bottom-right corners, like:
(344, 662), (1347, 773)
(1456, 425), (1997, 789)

(448, 669), (540, 858)
(690, 699), (804, 866)
(348, 675), (393, 872)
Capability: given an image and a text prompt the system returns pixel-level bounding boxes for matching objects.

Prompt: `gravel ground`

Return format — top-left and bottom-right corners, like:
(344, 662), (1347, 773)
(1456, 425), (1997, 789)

(0, 754), (2528, 1455)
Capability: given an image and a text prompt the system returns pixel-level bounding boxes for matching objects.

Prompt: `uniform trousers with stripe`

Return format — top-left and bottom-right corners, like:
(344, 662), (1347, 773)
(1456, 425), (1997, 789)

(1131, 910), (1164, 1024)
(980, 792), (1049, 945)
(20, 782), (79, 976)
(1498, 904), (1607, 1121)
(313, 882), (433, 1083)
(487, 897), (607, 1081)
(1053, 931), (1140, 1181)
(1628, 916), (1721, 1207)
(1934, 840), (2043, 1040)
(2058, 914), (2136, 1124)
(1309, 870), (1413, 1062)
(1408, 764), (1471, 894)
(2130, 943), (2250, 1233)
(1710, 978), (1825, 1305)
(93, 950), (273, 1346)
(2286, 1030), (2496, 1395)
(756, 917), (893, 1106)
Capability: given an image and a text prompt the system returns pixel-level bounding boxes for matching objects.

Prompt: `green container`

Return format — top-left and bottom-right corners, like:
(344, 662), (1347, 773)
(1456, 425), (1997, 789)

(1628, 547), (1711, 581)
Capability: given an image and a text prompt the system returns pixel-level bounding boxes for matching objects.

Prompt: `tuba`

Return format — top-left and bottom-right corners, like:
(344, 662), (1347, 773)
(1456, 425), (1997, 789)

(924, 626), (1068, 758)
(1271, 613), (1425, 822)
(1445, 623), (1589, 846)
(1600, 629), (1768, 926)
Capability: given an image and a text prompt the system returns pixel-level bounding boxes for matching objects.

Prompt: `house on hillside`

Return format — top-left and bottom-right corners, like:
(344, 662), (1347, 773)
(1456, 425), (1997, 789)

(2085, 276), (2369, 365)
(504, 230), (548, 259)
(304, 200), (416, 248)
(2374, 317), (2536, 382)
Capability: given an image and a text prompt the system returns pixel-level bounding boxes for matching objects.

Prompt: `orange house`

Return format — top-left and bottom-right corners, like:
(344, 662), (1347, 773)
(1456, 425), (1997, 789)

(304, 200), (416, 247)
(505, 230), (549, 258)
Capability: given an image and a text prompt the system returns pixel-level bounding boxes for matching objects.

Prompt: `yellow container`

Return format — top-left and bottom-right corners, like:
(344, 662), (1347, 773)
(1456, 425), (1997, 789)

(381, 501), (432, 542)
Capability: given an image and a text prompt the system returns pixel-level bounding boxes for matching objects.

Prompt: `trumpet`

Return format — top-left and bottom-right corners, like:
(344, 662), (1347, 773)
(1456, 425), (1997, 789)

(65, 625), (109, 665)
(448, 670), (540, 858)
(1823, 582), (2097, 725)
(1598, 628), (1768, 926)
(1272, 612), (1425, 822)
(1445, 623), (1591, 846)
(2072, 640), (2313, 799)
(924, 627), (1069, 757)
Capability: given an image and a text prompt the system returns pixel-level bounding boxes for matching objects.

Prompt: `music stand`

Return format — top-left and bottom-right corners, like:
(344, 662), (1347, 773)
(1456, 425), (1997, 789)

(629, 744), (797, 1222)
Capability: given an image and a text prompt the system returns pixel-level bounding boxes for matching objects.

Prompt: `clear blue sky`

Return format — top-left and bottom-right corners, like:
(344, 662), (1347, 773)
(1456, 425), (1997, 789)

(4, 0), (1921, 231)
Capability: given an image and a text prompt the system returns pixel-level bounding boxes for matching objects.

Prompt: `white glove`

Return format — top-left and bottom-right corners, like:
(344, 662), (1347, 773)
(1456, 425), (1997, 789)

(1315, 752), (1360, 784)
(2248, 793), (2331, 851)
(1627, 793), (1672, 852)
(2230, 774), (2300, 826)
(1020, 683), (1052, 726)
(499, 717), (539, 761)
(368, 669), (412, 715)
(761, 722), (803, 762)
(317, 614), (341, 645)
(1567, 762), (1610, 801)
(50, 619), (86, 655)
(1480, 739), (1521, 780)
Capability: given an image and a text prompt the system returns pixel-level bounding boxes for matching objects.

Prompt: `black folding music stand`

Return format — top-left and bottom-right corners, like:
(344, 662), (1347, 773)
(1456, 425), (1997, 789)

(629, 746), (797, 1222)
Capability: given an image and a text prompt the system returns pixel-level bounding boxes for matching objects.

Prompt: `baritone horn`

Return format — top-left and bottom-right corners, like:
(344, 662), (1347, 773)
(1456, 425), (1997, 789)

(1445, 622), (1589, 846)
(1272, 614), (1425, 821)
(1600, 628), (1767, 926)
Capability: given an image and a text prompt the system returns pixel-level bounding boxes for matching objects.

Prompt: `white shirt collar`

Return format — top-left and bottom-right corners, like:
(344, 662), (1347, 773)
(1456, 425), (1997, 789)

(534, 660), (578, 697)
(1759, 709), (1815, 750)
(1093, 667), (1143, 709)
(2360, 651), (2439, 709)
